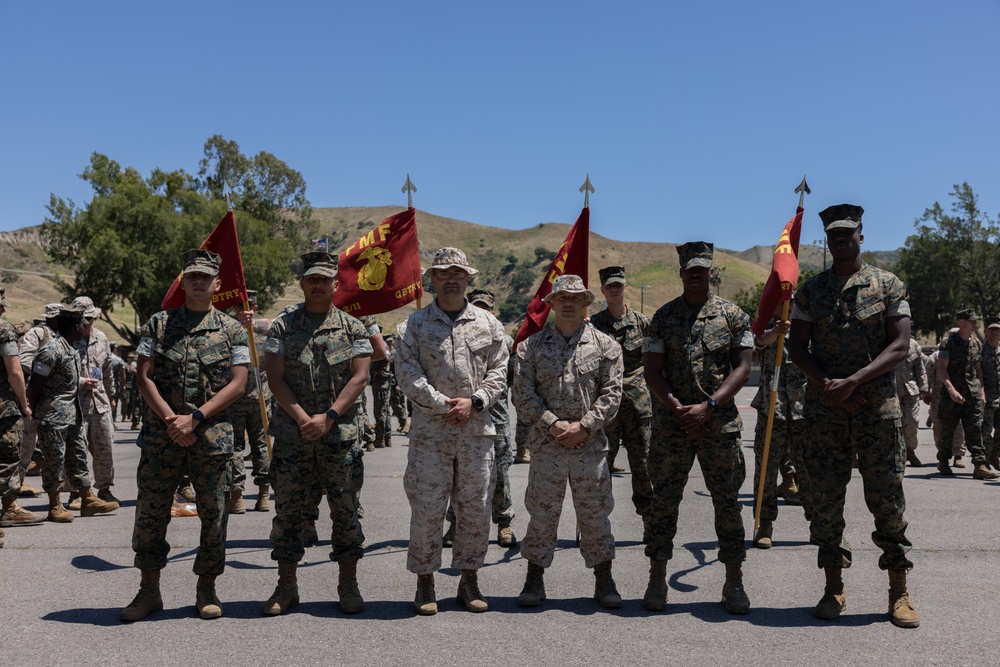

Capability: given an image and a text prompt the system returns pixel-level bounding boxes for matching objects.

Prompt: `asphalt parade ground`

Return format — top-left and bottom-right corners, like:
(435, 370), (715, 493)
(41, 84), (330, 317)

(5, 387), (999, 667)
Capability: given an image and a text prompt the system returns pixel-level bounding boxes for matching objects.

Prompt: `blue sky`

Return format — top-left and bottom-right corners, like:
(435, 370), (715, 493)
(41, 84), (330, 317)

(1, 1), (997, 252)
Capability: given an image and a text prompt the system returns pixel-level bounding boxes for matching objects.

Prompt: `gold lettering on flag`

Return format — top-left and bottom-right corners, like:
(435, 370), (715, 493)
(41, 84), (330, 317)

(776, 229), (793, 254)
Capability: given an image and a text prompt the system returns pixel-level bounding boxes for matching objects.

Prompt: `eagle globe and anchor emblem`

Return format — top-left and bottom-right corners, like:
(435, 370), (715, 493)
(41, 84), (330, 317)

(355, 246), (393, 291)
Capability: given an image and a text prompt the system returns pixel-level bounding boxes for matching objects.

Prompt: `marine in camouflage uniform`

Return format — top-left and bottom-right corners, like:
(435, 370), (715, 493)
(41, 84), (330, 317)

(387, 338), (408, 432)
(370, 332), (394, 448)
(396, 248), (509, 615)
(789, 203), (919, 628)
(925, 346), (965, 460)
(590, 266), (654, 540)
(935, 310), (999, 479)
(894, 337), (929, 466)
(513, 275), (624, 609)
(981, 316), (1000, 470)
(16, 304), (60, 488)
(642, 241), (753, 615)
(121, 249), (250, 623)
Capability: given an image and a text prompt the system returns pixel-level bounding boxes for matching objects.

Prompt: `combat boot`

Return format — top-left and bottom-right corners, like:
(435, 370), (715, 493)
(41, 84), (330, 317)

(776, 473), (798, 498)
(414, 573), (437, 615)
(887, 569), (920, 628)
(46, 491), (73, 523)
(643, 559), (669, 611)
(814, 566), (847, 620)
(753, 520), (773, 549)
(953, 456), (966, 468)
(514, 448), (530, 464)
(120, 569), (164, 622)
(518, 562), (546, 607)
(593, 561), (623, 609)
(442, 521), (455, 547)
(366, 441), (376, 452)
(457, 569), (489, 612)
(228, 489), (246, 514)
(18, 481), (41, 497)
(1, 494), (45, 527)
(497, 524), (517, 548)
(79, 487), (119, 516)
(177, 480), (196, 502)
(261, 561), (299, 616)
(906, 449), (922, 467)
(67, 491), (81, 511)
(98, 488), (121, 504)
(384, 435), (392, 448)
(399, 419), (409, 436)
(721, 562), (751, 614)
(972, 463), (1000, 480)
(337, 557), (364, 614)
(937, 460), (953, 476)
(254, 483), (270, 512)
(195, 574), (223, 619)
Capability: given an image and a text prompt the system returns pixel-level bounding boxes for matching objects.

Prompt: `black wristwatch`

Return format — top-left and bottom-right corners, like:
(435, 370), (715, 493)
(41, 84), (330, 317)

(707, 398), (718, 410)
(471, 396), (485, 413)
(192, 409), (205, 421)
(326, 408), (340, 421)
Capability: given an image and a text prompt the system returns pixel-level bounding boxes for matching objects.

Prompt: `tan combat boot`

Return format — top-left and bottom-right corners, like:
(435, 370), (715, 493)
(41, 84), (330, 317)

(593, 561), (623, 609)
(399, 419), (409, 436)
(414, 573), (437, 615)
(497, 524), (517, 548)
(18, 481), (41, 498)
(514, 448), (530, 464)
(1, 494), (45, 526)
(195, 574), (223, 619)
(120, 570), (164, 622)
(338, 557), (364, 614)
(261, 561), (299, 616)
(953, 456), (966, 468)
(67, 491), (81, 511)
(46, 491), (73, 523)
(254, 484), (270, 512)
(753, 520), (773, 549)
(643, 559), (669, 611)
(972, 463), (1000, 480)
(814, 566), (847, 620)
(888, 570), (920, 628)
(177, 480), (196, 502)
(228, 489), (246, 514)
(457, 569), (489, 612)
(517, 562), (546, 607)
(79, 487), (119, 516)
(721, 562), (751, 614)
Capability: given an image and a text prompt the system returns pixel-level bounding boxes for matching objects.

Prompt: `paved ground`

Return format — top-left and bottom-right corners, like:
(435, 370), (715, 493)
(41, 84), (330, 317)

(5, 387), (999, 667)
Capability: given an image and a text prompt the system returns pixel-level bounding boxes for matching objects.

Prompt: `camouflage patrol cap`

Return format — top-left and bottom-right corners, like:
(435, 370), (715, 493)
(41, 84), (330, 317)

(599, 266), (626, 286)
(182, 249), (221, 276)
(423, 247), (479, 276)
(43, 303), (62, 319)
(986, 316), (1000, 330)
(57, 305), (84, 321)
(542, 274), (595, 306)
(468, 288), (496, 310)
(71, 296), (101, 319)
(819, 204), (864, 231)
(300, 251), (338, 278)
(676, 241), (714, 270)
(956, 308), (979, 322)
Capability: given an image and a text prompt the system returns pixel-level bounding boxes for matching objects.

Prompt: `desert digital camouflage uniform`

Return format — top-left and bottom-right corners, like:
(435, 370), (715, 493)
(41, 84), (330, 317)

(981, 322), (1000, 464)
(17, 312), (56, 479)
(936, 327), (987, 466)
(0, 319), (25, 501)
(751, 328), (812, 523)
(591, 304), (653, 521)
(265, 304), (372, 564)
(792, 263), (913, 572)
(514, 322), (623, 568)
(228, 333), (270, 493)
(926, 349), (965, 456)
(894, 337), (928, 457)
(643, 293), (753, 565)
(396, 299), (509, 574)
(132, 307), (250, 576)
(71, 300), (117, 492)
(33, 332), (94, 494)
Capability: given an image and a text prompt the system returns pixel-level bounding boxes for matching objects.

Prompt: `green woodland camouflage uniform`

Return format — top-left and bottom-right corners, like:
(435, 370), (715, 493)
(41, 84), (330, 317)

(132, 307), (250, 576)
(396, 298), (509, 575)
(894, 338), (928, 456)
(371, 345), (393, 446)
(937, 327), (987, 466)
(591, 304), (654, 521)
(981, 319), (1000, 462)
(751, 329), (813, 523)
(265, 304), (372, 564)
(514, 321), (623, 568)
(792, 263), (913, 572)
(228, 334), (270, 492)
(925, 349), (965, 456)
(17, 313), (57, 479)
(0, 319), (24, 500)
(643, 293), (753, 565)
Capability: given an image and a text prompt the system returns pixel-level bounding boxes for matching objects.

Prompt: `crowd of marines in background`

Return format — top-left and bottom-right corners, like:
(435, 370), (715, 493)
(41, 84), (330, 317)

(3, 201), (998, 629)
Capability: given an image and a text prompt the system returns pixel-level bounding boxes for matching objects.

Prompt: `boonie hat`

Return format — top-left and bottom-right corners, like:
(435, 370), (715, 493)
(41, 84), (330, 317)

(423, 247), (479, 276)
(542, 274), (595, 306)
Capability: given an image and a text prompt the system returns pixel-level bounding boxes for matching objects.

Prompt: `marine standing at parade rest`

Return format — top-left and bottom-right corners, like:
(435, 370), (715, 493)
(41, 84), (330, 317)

(590, 265), (654, 542)
(120, 249), (249, 622)
(396, 247), (509, 615)
(260, 251), (372, 616)
(642, 241), (753, 614)
(935, 309), (1000, 480)
(788, 203), (920, 628)
(513, 275), (624, 609)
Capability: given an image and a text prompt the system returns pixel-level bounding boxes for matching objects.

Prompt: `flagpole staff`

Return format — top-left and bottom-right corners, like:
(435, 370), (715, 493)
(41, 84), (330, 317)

(753, 176), (809, 533)
(402, 174), (422, 309)
(579, 174), (594, 208)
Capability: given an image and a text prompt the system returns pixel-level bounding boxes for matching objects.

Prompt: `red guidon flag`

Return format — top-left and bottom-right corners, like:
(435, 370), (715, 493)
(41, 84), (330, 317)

(751, 207), (803, 338)
(514, 207), (590, 348)
(334, 207), (423, 317)
(161, 210), (248, 311)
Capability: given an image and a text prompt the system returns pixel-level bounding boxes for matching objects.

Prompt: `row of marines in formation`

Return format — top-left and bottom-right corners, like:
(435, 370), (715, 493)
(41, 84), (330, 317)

(6, 202), (981, 630)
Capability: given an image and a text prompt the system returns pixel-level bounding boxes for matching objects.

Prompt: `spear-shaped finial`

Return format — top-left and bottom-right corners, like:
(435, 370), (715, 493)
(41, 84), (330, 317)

(579, 174), (595, 208)
(401, 174), (417, 209)
(223, 181), (234, 211)
(794, 175), (811, 209)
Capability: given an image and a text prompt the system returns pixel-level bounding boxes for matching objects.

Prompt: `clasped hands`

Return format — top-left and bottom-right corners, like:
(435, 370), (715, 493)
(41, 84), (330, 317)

(548, 420), (589, 448)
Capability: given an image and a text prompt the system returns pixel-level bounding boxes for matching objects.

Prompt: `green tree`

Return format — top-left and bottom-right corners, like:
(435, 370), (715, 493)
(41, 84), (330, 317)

(43, 138), (317, 340)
